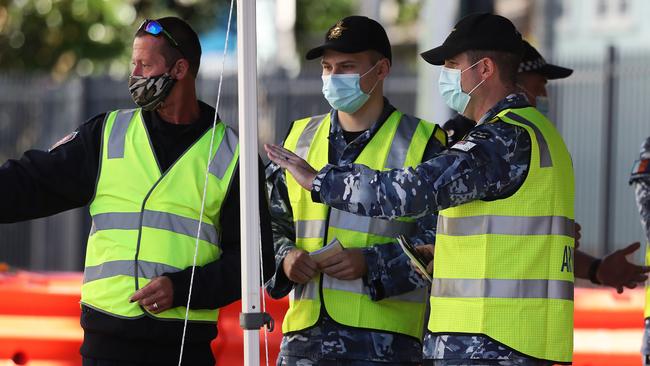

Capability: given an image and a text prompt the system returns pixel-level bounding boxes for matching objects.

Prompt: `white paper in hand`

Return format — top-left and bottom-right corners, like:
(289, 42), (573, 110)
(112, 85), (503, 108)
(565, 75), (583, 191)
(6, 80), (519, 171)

(310, 238), (344, 263)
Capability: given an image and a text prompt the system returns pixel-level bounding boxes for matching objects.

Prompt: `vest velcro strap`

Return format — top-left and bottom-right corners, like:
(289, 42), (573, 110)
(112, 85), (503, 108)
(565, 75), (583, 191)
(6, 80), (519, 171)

(92, 210), (220, 246)
(432, 278), (574, 301)
(107, 109), (137, 159)
(208, 127), (238, 179)
(323, 275), (428, 303)
(504, 112), (553, 168)
(438, 215), (574, 237)
(84, 259), (181, 283)
(291, 281), (318, 300)
(295, 219), (327, 239)
(329, 209), (417, 238)
(385, 113), (419, 169)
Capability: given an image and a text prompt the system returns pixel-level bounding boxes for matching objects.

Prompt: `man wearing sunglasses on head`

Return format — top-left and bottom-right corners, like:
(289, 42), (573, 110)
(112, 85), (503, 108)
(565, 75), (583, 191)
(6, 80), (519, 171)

(0, 17), (275, 366)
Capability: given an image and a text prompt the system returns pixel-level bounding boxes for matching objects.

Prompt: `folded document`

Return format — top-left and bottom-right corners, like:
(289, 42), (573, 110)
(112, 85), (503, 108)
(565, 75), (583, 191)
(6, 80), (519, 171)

(309, 238), (343, 263)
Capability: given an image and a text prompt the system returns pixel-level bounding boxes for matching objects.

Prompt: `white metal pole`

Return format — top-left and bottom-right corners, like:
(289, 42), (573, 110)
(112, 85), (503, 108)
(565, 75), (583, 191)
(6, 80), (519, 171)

(237, 0), (261, 365)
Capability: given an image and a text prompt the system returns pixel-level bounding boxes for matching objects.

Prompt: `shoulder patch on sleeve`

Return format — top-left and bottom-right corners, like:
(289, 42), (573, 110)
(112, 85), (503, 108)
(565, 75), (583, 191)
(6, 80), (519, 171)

(632, 159), (650, 177)
(469, 130), (492, 140)
(49, 131), (79, 152)
(450, 140), (477, 152)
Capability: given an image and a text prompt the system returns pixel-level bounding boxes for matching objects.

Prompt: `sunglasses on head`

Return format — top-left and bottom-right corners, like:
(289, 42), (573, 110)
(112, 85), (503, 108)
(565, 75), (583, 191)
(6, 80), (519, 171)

(139, 19), (181, 50)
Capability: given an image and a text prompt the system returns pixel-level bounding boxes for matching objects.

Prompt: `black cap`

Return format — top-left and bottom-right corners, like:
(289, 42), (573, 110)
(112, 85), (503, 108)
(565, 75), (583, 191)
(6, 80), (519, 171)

(305, 16), (392, 64)
(518, 40), (573, 79)
(421, 13), (523, 65)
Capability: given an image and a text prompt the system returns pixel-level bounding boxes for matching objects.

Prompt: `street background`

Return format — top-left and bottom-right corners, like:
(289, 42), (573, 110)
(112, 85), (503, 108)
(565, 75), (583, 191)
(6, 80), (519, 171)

(0, 0), (648, 363)
(1, 0), (648, 272)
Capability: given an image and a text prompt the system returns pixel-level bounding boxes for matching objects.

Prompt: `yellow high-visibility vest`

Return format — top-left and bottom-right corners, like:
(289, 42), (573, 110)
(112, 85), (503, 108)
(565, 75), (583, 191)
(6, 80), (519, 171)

(430, 107), (575, 363)
(283, 110), (446, 339)
(82, 108), (239, 323)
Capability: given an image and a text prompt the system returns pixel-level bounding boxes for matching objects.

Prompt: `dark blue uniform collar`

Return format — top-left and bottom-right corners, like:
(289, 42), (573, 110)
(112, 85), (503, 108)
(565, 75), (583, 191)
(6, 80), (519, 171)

(329, 97), (396, 137)
(477, 93), (530, 125)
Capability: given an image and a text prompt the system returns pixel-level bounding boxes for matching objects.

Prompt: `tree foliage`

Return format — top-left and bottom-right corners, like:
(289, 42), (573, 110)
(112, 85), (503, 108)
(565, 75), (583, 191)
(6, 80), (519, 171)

(0, 0), (227, 79)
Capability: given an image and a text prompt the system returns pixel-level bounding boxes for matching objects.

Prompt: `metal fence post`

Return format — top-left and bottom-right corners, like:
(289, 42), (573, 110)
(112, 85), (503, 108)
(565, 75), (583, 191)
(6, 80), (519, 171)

(601, 45), (617, 254)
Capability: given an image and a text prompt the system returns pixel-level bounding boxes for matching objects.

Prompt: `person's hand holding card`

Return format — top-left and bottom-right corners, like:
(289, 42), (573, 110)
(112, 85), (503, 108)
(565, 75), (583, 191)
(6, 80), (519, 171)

(397, 235), (433, 282)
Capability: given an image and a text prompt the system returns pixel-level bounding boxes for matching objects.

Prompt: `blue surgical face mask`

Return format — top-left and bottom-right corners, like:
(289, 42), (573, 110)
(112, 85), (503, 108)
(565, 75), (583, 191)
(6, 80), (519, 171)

(438, 59), (486, 114)
(535, 96), (550, 117)
(516, 83), (551, 118)
(321, 63), (380, 114)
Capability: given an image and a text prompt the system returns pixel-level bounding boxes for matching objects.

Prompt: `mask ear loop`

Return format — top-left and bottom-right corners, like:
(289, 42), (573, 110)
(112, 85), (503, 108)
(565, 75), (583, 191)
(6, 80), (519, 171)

(467, 78), (486, 95)
(463, 58), (487, 96)
(361, 60), (383, 95)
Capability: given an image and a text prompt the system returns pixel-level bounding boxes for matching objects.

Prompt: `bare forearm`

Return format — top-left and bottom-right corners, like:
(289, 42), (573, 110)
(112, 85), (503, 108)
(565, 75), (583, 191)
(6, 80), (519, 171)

(574, 249), (597, 281)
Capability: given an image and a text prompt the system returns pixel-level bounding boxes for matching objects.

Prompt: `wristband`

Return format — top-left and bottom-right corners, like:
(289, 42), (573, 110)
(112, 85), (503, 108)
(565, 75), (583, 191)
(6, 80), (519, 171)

(588, 258), (602, 285)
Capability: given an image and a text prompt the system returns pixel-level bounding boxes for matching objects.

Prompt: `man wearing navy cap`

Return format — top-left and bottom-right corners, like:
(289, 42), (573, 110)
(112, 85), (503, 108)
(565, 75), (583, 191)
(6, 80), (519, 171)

(517, 40), (649, 294)
(266, 13), (577, 365)
(265, 15), (447, 365)
(442, 40), (573, 145)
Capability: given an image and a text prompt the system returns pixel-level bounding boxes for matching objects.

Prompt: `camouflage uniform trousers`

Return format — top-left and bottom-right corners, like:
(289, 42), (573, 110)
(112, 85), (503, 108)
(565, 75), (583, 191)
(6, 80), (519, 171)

(277, 356), (418, 366)
(425, 361), (552, 366)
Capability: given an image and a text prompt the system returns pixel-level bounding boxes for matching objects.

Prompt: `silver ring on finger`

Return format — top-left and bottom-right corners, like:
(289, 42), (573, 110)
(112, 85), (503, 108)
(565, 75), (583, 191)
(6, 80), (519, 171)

(153, 302), (159, 310)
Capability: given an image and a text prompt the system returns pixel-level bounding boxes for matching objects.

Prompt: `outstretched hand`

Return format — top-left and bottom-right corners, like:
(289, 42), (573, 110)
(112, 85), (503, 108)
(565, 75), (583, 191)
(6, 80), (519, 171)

(264, 144), (317, 191)
(598, 242), (650, 294)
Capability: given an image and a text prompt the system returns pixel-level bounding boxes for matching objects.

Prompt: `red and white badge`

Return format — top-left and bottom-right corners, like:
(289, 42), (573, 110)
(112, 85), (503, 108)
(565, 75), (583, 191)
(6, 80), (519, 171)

(451, 140), (477, 152)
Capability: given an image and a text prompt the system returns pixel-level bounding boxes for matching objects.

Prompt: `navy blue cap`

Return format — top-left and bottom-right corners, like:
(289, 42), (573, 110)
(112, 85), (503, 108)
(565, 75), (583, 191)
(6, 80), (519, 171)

(306, 16), (392, 64)
(421, 13), (523, 65)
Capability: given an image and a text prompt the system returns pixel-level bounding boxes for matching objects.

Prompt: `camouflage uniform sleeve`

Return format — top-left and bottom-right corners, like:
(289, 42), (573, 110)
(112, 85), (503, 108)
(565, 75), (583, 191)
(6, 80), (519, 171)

(312, 120), (531, 220)
(264, 162), (298, 299)
(363, 216), (435, 301)
(631, 137), (650, 244)
(362, 128), (442, 300)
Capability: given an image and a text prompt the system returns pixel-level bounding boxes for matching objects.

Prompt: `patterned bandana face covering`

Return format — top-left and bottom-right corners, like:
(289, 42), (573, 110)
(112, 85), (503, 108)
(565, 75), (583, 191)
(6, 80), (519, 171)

(128, 72), (176, 111)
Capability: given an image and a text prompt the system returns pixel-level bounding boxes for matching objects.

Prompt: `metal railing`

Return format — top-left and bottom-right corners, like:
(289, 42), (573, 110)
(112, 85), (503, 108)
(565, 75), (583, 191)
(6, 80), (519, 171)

(1, 48), (648, 270)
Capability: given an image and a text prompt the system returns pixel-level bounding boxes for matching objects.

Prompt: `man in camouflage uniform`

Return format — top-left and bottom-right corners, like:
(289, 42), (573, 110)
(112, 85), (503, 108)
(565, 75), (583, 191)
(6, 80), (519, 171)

(630, 138), (650, 365)
(444, 39), (649, 292)
(267, 14), (573, 366)
(265, 16), (446, 365)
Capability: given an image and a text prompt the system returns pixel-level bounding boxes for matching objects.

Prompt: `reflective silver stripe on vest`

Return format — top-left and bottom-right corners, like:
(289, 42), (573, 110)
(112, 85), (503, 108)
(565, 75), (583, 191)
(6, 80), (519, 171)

(329, 209), (417, 238)
(432, 278), (574, 301)
(505, 112), (552, 168)
(107, 109), (136, 159)
(83, 259), (181, 283)
(91, 212), (140, 233)
(294, 114), (328, 159)
(384, 114), (421, 169)
(323, 275), (428, 303)
(295, 219), (327, 239)
(290, 280), (319, 301)
(91, 210), (220, 246)
(209, 126), (239, 179)
(438, 215), (574, 238)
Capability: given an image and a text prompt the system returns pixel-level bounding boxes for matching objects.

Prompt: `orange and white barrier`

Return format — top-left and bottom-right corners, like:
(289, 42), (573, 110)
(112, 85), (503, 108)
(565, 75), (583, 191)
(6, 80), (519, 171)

(0, 272), (646, 365)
